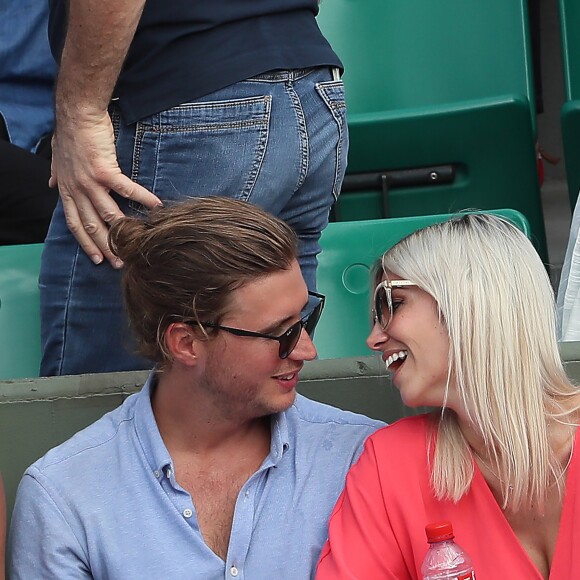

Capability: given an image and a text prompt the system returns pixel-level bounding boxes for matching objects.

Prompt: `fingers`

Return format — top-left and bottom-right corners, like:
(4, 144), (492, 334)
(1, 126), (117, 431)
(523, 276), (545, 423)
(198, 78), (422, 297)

(58, 176), (161, 267)
(60, 186), (123, 267)
(55, 172), (160, 268)
(85, 175), (161, 266)
(111, 173), (162, 209)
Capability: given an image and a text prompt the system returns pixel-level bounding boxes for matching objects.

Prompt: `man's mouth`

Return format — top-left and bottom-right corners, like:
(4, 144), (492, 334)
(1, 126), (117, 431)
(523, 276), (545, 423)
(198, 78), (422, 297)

(273, 365), (302, 381)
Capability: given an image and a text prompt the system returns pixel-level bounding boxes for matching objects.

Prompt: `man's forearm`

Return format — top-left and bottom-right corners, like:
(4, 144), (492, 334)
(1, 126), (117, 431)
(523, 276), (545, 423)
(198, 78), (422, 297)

(56, 0), (146, 121)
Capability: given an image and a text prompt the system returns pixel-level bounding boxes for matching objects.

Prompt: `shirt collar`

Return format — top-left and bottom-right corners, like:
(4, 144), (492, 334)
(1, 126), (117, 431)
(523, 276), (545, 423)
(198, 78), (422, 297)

(134, 371), (173, 475)
(264, 406), (291, 468)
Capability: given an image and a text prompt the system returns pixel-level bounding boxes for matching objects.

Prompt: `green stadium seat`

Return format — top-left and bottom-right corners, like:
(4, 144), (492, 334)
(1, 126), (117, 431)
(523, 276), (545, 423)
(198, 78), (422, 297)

(317, 0), (547, 261)
(559, 0), (580, 207)
(0, 243), (43, 380)
(314, 209), (531, 359)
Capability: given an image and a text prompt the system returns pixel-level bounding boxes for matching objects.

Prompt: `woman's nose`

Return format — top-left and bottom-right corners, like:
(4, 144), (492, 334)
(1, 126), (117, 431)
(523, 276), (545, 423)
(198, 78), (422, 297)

(366, 321), (389, 351)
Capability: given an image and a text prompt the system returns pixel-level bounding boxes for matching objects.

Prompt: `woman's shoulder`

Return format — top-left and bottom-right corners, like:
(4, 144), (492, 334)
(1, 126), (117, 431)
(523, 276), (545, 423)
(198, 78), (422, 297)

(366, 413), (433, 454)
(352, 413), (433, 493)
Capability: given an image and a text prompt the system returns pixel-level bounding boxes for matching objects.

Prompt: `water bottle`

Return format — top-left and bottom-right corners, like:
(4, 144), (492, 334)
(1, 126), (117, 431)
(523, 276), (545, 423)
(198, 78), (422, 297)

(421, 521), (476, 580)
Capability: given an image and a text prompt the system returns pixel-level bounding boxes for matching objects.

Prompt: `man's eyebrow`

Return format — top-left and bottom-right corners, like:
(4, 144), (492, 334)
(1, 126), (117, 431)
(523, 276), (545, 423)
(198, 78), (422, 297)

(260, 314), (296, 335)
(255, 293), (310, 334)
(262, 299), (309, 335)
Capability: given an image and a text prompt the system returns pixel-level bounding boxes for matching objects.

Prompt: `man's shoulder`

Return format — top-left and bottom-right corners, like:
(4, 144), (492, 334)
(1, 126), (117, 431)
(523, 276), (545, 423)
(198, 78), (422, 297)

(30, 392), (140, 475)
(290, 394), (385, 430)
(279, 395), (384, 475)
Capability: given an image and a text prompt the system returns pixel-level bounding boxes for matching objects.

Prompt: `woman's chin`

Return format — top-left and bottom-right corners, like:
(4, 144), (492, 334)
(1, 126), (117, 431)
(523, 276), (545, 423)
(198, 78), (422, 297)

(398, 388), (423, 408)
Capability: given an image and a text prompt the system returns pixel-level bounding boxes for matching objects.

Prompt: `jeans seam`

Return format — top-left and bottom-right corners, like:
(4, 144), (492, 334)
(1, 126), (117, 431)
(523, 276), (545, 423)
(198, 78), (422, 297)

(241, 95), (272, 200)
(315, 82), (347, 200)
(131, 122), (144, 184)
(130, 119), (161, 210)
(286, 82), (309, 190)
(173, 95), (270, 110)
(143, 119), (268, 133)
(110, 106), (121, 140)
(57, 245), (80, 375)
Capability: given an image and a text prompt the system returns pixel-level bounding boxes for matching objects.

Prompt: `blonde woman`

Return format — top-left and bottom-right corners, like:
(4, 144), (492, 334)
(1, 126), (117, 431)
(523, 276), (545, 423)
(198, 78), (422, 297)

(316, 214), (580, 579)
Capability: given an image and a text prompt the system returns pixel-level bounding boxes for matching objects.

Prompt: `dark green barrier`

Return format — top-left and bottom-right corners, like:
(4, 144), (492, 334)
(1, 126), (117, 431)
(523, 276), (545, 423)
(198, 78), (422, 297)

(3, 345), (580, 544)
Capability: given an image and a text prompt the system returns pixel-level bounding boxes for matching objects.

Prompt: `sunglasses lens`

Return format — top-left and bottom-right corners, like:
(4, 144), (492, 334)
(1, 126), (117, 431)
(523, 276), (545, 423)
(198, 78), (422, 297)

(374, 286), (390, 328)
(304, 301), (323, 336)
(374, 288), (382, 326)
(279, 321), (302, 359)
(279, 294), (325, 358)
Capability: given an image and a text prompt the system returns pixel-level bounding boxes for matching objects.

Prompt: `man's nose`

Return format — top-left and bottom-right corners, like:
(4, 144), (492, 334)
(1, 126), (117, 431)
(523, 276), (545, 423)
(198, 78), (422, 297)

(291, 327), (317, 361)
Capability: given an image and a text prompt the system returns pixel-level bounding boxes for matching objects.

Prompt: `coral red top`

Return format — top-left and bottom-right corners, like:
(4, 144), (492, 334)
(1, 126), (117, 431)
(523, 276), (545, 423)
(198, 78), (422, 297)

(316, 415), (580, 579)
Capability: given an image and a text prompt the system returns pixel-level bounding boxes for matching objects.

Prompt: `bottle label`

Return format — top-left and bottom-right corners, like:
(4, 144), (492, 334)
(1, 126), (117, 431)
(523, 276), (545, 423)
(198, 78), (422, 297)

(456, 573), (476, 580)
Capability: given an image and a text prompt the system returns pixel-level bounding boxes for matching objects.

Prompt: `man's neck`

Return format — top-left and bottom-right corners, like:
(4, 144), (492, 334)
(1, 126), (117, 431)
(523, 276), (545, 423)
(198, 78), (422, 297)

(151, 366), (272, 455)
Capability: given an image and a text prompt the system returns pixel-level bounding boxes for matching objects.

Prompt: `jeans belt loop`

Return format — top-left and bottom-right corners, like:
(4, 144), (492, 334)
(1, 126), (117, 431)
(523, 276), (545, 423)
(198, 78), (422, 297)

(331, 67), (340, 81)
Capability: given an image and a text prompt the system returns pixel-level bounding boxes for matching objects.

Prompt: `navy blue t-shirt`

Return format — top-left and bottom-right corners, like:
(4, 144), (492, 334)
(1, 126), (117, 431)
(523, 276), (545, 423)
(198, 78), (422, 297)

(48, 0), (341, 124)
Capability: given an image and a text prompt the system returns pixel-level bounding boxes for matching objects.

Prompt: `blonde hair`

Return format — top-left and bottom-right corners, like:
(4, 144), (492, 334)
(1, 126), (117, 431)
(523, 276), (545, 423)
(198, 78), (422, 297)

(380, 213), (579, 510)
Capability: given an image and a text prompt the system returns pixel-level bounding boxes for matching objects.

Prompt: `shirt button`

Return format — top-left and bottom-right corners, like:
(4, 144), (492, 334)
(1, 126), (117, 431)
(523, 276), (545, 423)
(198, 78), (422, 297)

(245, 490), (250, 498)
(153, 470), (160, 478)
(166, 468), (172, 478)
(230, 566), (239, 577)
(183, 508), (193, 518)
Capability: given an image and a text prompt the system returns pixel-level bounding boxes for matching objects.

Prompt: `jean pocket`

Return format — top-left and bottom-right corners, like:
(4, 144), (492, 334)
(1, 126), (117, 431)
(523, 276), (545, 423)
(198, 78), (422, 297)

(132, 95), (272, 203)
(315, 80), (348, 200)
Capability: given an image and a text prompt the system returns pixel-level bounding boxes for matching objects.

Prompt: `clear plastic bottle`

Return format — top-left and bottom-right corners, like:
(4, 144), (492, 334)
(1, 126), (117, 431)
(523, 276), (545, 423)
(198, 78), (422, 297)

(421, 521), (476, 580)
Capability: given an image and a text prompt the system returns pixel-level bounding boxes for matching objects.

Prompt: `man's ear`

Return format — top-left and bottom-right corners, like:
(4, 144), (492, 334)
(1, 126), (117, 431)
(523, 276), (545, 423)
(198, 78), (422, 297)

(164, 322), (204, 366)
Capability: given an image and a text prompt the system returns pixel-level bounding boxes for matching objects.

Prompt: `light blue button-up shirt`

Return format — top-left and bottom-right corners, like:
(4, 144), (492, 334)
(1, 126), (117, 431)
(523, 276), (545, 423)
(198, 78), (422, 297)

(9, 373), (383, 579)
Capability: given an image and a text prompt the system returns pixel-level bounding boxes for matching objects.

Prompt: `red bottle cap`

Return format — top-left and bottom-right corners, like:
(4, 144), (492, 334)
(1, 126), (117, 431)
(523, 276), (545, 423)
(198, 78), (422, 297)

(425, 521), (455, 543)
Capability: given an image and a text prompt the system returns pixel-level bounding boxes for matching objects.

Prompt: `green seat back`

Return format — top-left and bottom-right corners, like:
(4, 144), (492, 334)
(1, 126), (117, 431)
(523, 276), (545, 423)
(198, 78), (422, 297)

(560, 0), (580, 100)
(0, 244), (43, 380)
(318, 0), (535, 116)
(314, 209), (531, 360)
(317, 0), (546, 261)
(559, 0), (580, 206)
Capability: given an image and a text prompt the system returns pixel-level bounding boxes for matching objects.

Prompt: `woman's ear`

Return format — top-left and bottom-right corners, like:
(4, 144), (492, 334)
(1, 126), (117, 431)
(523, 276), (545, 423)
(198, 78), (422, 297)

(164, 322), (202, 366)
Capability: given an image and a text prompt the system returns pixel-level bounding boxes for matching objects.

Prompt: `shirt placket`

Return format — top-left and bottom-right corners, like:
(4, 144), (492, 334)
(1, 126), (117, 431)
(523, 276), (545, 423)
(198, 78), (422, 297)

(156, 463), (201, 532)
(224, 464), (273, 580)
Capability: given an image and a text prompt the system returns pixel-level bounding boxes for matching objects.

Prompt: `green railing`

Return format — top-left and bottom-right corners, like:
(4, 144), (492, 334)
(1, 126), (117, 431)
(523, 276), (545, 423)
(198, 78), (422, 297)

(3, 343), (580, 543)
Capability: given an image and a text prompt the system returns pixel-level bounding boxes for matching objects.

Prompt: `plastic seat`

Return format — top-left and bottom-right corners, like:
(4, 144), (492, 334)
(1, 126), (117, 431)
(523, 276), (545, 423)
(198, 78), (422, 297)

(559, 0), (580, 207)
(314, 209), (531, 360)
(0, 243), (43, 380)
(317, 0), (547, 261)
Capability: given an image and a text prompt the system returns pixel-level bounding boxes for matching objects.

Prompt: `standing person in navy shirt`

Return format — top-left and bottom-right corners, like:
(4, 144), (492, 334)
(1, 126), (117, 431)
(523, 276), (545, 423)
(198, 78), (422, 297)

(0, 0), (59, 245)
(41, 0), (348, 376)
(10, 197), (382, 579)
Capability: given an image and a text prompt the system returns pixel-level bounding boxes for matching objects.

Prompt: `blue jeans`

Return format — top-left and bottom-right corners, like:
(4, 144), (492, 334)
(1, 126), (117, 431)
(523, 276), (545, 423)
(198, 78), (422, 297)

(40, 67), (348, 375)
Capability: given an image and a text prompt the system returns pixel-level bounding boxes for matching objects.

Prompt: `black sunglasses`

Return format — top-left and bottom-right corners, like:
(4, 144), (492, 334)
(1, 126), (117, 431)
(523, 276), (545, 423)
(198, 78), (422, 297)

(200, 291), (325, 359)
